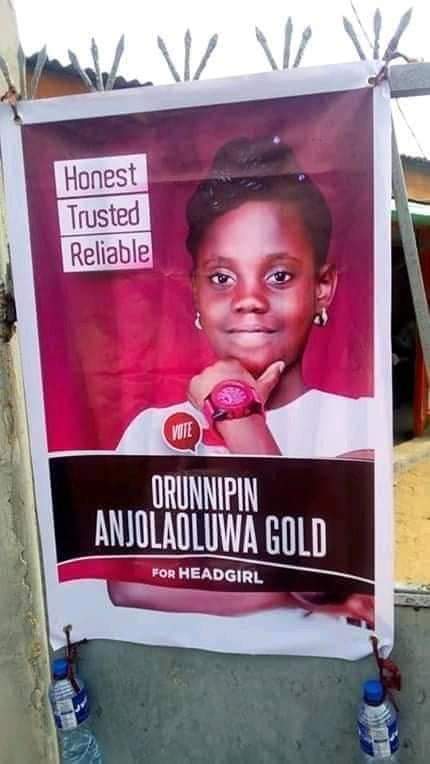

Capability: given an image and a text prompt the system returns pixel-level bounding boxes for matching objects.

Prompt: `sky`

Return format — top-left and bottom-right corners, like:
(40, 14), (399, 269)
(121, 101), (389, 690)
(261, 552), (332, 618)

(12, 0), (430, 159)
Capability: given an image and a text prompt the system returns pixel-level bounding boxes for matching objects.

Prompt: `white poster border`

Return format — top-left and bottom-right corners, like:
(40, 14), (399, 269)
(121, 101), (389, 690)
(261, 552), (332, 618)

(0, 60), (393, 657)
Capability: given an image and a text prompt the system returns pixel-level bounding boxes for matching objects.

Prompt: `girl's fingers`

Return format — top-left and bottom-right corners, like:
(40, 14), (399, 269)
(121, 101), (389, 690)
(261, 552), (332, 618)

(257, 361), (285, 403)
(345, 594), (375, 625)
(187, 389), (198, 409)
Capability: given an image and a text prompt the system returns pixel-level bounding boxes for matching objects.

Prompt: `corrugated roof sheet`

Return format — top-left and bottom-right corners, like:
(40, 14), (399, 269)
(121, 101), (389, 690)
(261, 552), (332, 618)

(402, 155), (430, 170)
(26, 52), (152, 90)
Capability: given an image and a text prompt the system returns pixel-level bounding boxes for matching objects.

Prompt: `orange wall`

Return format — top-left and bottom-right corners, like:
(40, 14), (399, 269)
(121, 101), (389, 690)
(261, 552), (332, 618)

(404, 162), (430, 204)
(26, 69), (90, 98)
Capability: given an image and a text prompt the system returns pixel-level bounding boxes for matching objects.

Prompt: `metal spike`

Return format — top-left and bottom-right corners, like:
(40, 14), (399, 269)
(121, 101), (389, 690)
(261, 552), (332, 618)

(373, 9), (382, 59)
(29, 45), (48, 99)
(68, 49), (96, 91)
(157, 36), (181, 82)
(292, 26), (312, 68)
(105, 34), (125, 91)
(383, 7), (413, 61)
(342, 16), (366, 60)
(255, 26), (278, 71)
(193, 33), (218, 80)
(283, 17), (293, 69)
(184, 29), (191, 81)
(17, 43), (27, 99)
(0, 55), (13, 89)
(91, 37), (104, 91)
(350, 1), (372, 49)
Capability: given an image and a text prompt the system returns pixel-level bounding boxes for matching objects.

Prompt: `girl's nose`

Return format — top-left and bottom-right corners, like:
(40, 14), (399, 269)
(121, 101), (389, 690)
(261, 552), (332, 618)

(231, 284), (269, 313)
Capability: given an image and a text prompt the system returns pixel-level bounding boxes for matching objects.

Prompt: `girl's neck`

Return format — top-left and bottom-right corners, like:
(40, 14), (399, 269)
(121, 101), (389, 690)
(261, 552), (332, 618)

(266, 362), (307, 409)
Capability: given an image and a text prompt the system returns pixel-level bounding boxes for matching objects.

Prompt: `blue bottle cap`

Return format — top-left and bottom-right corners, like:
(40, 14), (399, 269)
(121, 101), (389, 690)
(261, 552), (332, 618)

(53, 658), (69, 679)
(363, 679), (385, 705)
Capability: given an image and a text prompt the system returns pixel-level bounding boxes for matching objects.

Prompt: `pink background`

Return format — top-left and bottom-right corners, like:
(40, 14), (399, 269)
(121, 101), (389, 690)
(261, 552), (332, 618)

(22, 88), (374, 452)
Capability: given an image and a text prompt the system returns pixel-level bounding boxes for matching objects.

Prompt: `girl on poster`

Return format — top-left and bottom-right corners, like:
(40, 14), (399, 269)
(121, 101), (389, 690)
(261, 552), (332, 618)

(118, 135), (373, 459)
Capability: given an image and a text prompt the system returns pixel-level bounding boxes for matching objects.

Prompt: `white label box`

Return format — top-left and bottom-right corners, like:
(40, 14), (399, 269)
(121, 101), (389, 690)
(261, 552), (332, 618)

(57, 193), (150, 236)
(61, 231), (153, 273)
(54, 154), (148, 198)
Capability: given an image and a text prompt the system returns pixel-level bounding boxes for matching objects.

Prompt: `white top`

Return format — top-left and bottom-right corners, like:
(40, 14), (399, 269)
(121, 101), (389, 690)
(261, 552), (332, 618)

(117, 389), (373, 457)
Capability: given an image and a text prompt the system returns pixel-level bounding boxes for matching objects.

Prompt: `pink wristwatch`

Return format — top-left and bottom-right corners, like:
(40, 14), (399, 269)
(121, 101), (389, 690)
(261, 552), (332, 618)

(203, 379), (263, 426)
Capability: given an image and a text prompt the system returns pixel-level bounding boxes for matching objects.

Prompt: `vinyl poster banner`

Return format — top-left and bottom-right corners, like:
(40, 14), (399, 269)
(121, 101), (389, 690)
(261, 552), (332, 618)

(0, 61), (393, 658)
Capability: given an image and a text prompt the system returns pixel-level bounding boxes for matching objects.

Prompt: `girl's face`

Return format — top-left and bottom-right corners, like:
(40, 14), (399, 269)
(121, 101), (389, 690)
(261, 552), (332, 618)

(193, 199), (337, 377)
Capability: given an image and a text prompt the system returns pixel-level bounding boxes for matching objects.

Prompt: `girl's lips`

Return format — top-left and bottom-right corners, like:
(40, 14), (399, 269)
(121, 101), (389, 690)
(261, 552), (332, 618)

(227, 328), (277, 333)
(226, 329), (279, 346)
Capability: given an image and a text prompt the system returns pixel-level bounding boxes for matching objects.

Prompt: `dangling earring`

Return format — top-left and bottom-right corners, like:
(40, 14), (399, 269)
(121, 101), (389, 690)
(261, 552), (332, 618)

(194, 311), (202, 330)
(313, 307), (328, 327)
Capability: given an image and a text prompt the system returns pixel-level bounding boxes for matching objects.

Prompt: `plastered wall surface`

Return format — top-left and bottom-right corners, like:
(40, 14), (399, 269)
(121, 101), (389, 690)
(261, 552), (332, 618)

(395, 438), (430, 585)
(0, 1), (58, 750)
(74, 606), (428, 764)
(0, 188), (57, 764)
(0, 339), (57, 764)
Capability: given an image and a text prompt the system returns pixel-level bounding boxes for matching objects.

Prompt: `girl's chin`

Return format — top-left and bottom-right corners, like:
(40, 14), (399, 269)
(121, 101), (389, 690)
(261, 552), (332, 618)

(238, 358), (277, 378)
(219, 350), (277, 377)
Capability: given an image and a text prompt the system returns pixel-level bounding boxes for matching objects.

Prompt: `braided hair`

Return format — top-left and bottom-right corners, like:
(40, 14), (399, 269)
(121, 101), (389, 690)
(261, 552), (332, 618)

(186, 136), (331, 268)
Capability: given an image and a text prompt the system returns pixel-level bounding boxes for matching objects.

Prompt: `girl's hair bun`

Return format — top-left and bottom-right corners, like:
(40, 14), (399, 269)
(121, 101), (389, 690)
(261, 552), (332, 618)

(186, 136), (331, 267)
(211, 136), (299, 180)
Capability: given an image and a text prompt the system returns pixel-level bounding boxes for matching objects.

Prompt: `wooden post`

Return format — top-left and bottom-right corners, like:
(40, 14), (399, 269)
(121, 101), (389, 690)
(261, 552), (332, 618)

(392, 125), (430, 380)
(413, 229), (430, 435)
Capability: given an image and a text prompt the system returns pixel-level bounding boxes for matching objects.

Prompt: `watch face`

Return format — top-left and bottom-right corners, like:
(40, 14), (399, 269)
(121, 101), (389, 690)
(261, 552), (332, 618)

(213, 382), (251, 408)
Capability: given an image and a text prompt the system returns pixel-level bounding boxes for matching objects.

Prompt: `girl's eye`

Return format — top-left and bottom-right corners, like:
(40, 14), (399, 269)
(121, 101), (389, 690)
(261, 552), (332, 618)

(266, 270), (292, 285)
(209, 272), (235, 286)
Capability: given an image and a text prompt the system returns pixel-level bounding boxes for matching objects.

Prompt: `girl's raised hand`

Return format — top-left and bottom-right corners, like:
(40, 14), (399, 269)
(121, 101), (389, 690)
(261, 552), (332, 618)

(188, 358), (285, 410)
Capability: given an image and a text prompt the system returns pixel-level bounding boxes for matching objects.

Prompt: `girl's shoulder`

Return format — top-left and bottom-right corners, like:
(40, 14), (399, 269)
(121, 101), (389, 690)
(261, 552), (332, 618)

(266, 390), (374, 458)
(302, 389), (373, 411)
(268, 389), (373, 418)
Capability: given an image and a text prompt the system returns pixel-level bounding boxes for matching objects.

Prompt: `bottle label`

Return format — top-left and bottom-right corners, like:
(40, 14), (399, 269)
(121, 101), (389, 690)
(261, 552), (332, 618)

(54, 687), (90, 730)
(358, 719), (399, 757)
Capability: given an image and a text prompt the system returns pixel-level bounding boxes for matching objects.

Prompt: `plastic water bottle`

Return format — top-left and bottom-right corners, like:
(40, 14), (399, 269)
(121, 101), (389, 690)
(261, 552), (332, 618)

(49, 658), (102, 763)
(357, 679), (399, 761)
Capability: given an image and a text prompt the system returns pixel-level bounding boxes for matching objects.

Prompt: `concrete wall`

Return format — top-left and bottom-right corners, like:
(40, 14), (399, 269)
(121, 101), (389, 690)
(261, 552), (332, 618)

(0, 348), (57, 764)
(74, 605), (428, 764)
(0, 206), (57, 763)
(0, 5), (57, 762)
(395, 438), (430, 585)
